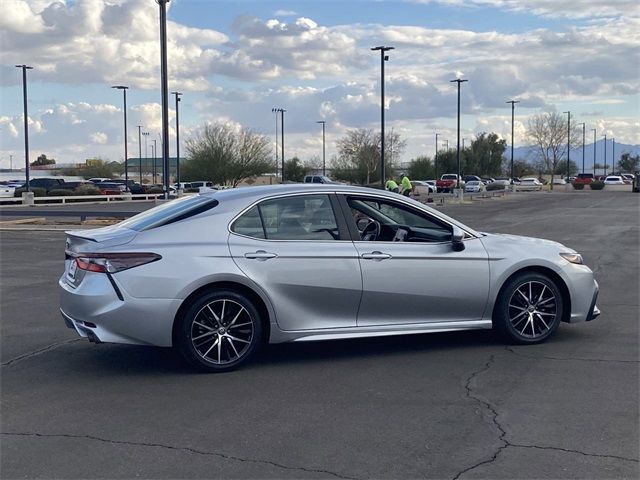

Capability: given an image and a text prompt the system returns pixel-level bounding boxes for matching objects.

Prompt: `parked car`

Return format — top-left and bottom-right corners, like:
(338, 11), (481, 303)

(493, 177), (512, 187)
(59, 181), (95, 192)
(14, 177), (65, 195)
(574, 173), (595, 185)
(0, 184), (15, 198)
(411, 180), (436, 195)
(436, 174), (464, 193)
(463, 175), (482, 183)
(603, 175), (625, 185)
(552, 178), (567, 185)
(424, 180), (438, 192)
(95, 182), (125, 195)
(517, 178), (543, 191)
(88, 177), (111, 184)
(481, 177), (495, 184)
(620, 174), (634, 184)
(59, 184), (600, 372)
(189, 181), (215, 189)
(106, 179), (145, 194)
(303, 175), (340, 184)
(464, 180), (486, 193)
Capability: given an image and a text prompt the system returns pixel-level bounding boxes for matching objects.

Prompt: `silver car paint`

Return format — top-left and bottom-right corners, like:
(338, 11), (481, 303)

(59, 184), (598, 347)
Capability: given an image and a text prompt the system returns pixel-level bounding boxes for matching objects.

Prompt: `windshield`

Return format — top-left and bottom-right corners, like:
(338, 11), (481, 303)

(442, 175), (457, 180)
(117, 195), (218, 231)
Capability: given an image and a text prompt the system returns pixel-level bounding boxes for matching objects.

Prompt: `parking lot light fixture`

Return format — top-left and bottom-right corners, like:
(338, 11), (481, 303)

(507, 100), (520, 183)
(451, 79), (468, 189)
(16, 64), (34, 192)
(612, 138), (615, 175)
(137, 126), (143, 184)
(157, 0), (171, 199)
(592, 129), (596, 176)
(112, 86), (130, 192)
(316, 121), (326, 175)
(152, 139), (158, 184)
(371, 46), (394, 188)
(577, 122), (585, 174)
(602, 134), (607, 176)
(172, 91), (183, 188)
(563, 111), (571, 181)
(142, 131), (150, 181)
(435, 133), (440, 179)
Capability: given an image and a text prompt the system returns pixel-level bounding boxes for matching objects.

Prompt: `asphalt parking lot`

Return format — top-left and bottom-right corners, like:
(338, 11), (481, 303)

(1, 191), (638, 479)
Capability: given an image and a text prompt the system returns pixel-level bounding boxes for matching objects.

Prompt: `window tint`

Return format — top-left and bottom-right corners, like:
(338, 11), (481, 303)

(232, 206), (265, 239)
(118, 195), (218, 231)
(232, 195), (340, 240)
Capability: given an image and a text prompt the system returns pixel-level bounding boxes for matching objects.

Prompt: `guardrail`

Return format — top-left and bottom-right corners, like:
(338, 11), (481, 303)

(0, 193), (165, 206)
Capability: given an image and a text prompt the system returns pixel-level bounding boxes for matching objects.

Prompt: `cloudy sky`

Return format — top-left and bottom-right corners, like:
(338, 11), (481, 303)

(1, 0), (639, 169)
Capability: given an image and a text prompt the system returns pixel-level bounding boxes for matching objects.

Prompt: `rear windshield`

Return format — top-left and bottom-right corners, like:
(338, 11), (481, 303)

(117, 195), (218, 231)
(442, 175), (457, 180)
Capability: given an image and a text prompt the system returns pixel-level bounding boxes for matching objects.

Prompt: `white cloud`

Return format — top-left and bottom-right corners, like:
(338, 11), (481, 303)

(90, 132), (108, 144)
(274, 10), (297, 17)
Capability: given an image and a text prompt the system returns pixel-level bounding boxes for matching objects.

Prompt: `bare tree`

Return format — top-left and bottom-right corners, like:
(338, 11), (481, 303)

(527, 111), (580, 189)
(336, 129), (380, 185)
(184, 123), (272, 187)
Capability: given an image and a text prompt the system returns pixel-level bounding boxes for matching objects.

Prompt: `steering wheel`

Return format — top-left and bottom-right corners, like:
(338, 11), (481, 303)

(361, 219), (381, 241)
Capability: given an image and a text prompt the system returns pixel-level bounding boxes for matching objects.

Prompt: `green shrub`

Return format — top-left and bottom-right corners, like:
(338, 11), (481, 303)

(486, 182), (505, 191)
(590, 181), (605, 190)
(14, 187), (47, 197)
(48, 189), (75, 196)
(74, 185), (102, 195)
(572, 182), (585, 190)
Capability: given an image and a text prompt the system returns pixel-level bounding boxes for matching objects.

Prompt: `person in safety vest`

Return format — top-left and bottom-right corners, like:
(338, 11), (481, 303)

(400, 173), (413, 197)
(385, 178), (399, 193)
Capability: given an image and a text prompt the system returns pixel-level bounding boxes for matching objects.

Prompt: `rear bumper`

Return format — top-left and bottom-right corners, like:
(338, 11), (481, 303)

(59, 273), (180, 347)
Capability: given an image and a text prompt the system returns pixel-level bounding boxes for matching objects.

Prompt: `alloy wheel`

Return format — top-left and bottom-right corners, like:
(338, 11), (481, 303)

(190, 299), (254, 365)
(508, 281), (557, 339)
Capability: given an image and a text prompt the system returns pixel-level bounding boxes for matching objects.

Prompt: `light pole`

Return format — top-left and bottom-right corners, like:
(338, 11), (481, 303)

(271, 108), (279, 181)
(451, 78), (468, 189)
(316, 121), (326, 175)
(152, 139), (157, 184)
(592, 129), (596, 176)
(276, 108), (286, 181)
(9, 154), (13, 172)
(142, 131), (149, 182)
(16, 64), (33, 192)
(562, 111), (571, 181)
(612, 138), (615, 174)
(111, 85), (129, 191)
(435, 133), (440, 179)
(371, 45), (394, 189)
(605, 134), (608, 175)
(137, 126), (143, 184)
(445, 139), (449, 151)
(158, 0), (171, 199)
(577, 122), (585, 174)
(172, 91), (182, 189)
(506, 100), (520, 183)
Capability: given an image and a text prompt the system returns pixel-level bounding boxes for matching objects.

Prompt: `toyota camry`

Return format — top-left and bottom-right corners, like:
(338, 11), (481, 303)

(60, 185), (600, 372)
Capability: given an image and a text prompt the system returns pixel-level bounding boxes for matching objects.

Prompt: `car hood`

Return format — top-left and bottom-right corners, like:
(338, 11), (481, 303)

(479, 232), (570, 258)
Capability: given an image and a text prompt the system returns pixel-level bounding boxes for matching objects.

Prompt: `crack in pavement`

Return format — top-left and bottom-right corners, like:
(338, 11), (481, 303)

(1, 431), (359, 480)
(1, 338), (81, 367)
(451, 353), (639, 480)
(504, 346), (639, 364)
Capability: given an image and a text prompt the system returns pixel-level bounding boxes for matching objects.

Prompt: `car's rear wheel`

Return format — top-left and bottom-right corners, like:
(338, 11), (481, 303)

(176, 290), (262, 372)
(494, 272), (563, 344)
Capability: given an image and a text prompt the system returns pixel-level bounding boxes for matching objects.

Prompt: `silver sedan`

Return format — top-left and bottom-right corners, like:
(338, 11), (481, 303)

(59, 185), (600, 372)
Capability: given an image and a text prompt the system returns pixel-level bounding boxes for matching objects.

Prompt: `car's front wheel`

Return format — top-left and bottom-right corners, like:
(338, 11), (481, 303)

(176, 290), (262, 372)
(494, 272), (563, 344)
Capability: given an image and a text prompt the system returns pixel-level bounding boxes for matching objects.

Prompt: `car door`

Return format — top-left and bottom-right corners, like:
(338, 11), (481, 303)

(228, 193), (362, 331)
(339, 194), (490, 326)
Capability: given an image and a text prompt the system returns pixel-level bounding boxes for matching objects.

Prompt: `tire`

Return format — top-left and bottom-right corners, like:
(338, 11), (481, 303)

(176, 289), (263, 372)
(493, 272), (563, 344)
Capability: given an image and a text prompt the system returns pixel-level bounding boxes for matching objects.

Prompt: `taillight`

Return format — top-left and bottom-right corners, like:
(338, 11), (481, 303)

(74, 253), (161, 274)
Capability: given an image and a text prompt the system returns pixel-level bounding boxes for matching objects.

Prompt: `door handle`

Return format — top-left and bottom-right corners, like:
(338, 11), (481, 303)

(244, 250), (277, 260)
(361, 251), (392, 260)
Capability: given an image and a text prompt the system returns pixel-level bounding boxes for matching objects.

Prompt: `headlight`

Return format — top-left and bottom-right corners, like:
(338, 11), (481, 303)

(560, 252), (583, 264)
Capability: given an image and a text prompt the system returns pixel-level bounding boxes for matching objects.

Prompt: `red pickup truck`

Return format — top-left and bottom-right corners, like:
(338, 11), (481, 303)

(573, 173), (595, 185)
(436, 174), (464, 193)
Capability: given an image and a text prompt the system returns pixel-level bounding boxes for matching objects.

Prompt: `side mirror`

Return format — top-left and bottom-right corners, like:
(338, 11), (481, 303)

(451, 226), (465, 251)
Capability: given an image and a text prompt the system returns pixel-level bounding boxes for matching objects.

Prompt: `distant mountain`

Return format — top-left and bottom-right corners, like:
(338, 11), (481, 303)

(512, 139), (639, 169)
